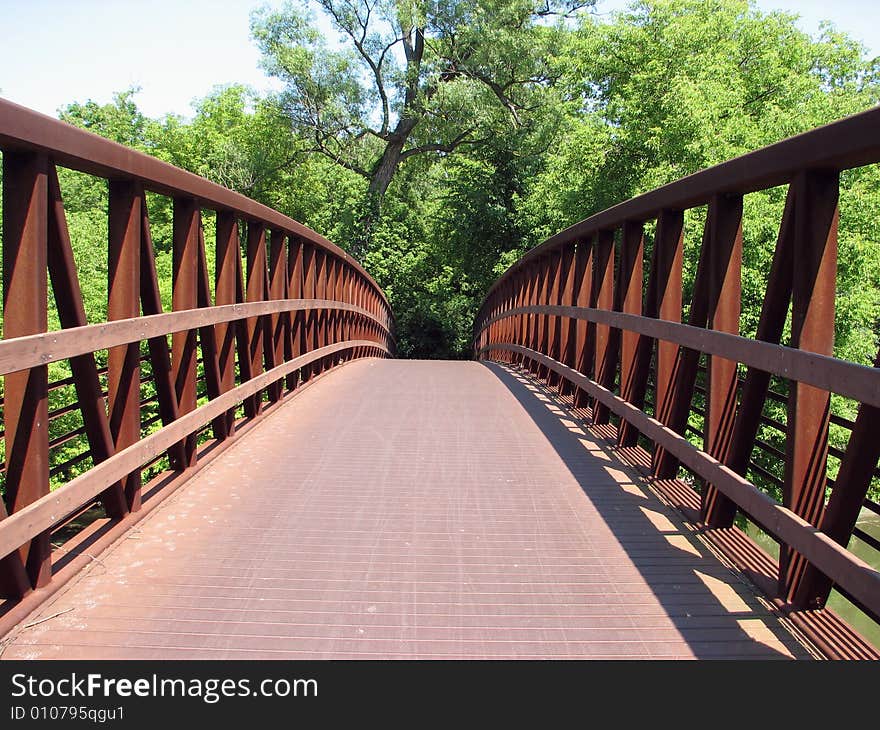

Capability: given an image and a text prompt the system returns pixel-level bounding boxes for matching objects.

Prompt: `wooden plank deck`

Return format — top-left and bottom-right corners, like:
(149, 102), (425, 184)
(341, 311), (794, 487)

(0, 359), (810, 659)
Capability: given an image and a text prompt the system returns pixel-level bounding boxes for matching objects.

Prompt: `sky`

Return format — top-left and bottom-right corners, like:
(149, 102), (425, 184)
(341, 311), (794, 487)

(0, 0), (877, 121)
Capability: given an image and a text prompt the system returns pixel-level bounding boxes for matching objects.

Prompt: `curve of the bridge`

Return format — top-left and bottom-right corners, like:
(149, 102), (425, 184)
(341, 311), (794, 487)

(1, 360), (809, 659)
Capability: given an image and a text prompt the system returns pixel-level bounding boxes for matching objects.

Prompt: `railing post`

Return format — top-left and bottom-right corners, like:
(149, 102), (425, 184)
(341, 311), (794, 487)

(269, 229), (287, 403)
(244, 220), (267, 417)
(215, 212), (239, 437)
(108, 180), (143, 511)
(302, 243), (316, 381)
(782, 170), (839, 607)
(328, 256), (341, 365)
(573, 240), (593, 410)
(1, 150), (50, 593)
(650, 210), (685, 476)
(558, 244), (577, 396)
(546, 251), (564, 386)
(655, 195), (743, 480)
(700, 195), (744, 521)
(339, 264), (347, 356)
(523, 264), (536, 370)
(534, 259), (549, 378)
(314, 250), (327, 376)
(172, 198), (200, 467)
(195, 225), (225, 441)
(287, 237), (304, 391)
(592, 229), (616, 424)
(616, 222), (644, 447)
(351, 273), (361, 360)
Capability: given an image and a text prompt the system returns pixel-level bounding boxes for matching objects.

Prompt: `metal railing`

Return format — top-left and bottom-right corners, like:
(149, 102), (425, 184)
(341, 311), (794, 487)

(474, 106), (880, 658)
(0, 98), (394, 604)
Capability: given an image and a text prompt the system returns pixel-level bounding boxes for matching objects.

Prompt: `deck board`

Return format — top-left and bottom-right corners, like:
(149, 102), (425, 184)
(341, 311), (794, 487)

(1, 359), (809, 659)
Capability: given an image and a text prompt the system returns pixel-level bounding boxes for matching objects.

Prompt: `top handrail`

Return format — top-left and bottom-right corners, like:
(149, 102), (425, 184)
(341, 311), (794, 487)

(0, 96), (389, 307)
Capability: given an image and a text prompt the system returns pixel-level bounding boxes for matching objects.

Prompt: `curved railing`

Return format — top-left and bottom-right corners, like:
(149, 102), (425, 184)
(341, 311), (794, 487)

(0, 98), (394, 610)
(474, 106), (880, 658)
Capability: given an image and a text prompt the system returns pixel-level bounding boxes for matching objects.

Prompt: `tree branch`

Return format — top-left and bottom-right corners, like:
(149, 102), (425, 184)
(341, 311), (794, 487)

(399, 128), (480, 160)
(319, 0), (392, 136)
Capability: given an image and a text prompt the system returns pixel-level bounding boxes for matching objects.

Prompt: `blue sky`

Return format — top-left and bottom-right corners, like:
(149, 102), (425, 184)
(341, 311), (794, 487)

(0, 0), (877, 120)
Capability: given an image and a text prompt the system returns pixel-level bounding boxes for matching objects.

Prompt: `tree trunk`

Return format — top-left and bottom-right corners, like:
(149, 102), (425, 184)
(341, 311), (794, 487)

(368, 137), (406, 202)
(351, 119), (417, 258)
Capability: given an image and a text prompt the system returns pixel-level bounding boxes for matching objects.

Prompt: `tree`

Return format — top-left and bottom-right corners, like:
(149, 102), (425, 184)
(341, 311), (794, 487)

(251, 0), (592, 253)
(529, 0), (880, 219)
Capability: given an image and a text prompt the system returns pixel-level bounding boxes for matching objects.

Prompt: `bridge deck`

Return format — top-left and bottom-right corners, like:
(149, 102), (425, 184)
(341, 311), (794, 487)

(1, 360), (809, 659)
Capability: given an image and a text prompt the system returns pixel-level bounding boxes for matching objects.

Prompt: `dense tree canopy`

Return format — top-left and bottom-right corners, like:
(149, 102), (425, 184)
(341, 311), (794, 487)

(25, 0), (880, 366)
(250, 0), (587, 252)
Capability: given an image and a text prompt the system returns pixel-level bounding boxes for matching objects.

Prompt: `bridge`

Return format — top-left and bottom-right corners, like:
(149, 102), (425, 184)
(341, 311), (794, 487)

(0, 98), (877, 660)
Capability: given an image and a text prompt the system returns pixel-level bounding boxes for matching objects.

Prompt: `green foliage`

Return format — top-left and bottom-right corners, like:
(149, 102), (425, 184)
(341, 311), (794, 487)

(251, 0), (589, 247)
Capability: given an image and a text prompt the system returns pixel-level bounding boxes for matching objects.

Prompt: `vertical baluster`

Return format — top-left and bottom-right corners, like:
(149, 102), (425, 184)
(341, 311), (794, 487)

(655, 196), (742, 480)
(546, 251), (563, 386)
(314, 249), (327, 374)
(592, 230), (616, 424)
(244, 221), (267, 417)
(172, 198), (199, 467)
(1, 151), (50, 592)
(783, 170), (839, 605)
(799, 345), (880, 607)
(715, 185), (797, 527)
(351, 273), (360, 359)
(525, 260), (544, 373)
(338, 260), (348, 362)
(573, 240), (594, 410)
(698, 196), (744, 514)
(515, 269), (528, 367)
(287, 237), (304, 391)
(327, 256), (339, 366)
(139, 197), (185, 468)
(215, 212), (238, 437)
(108, 181), (142, 510)
(650, 211), (685, 474)
(268, 229), (287, 402)
(47, 167), (127, 520)
(558, 245), (577, 396)
(302, 244), (316, 381)
(536, 258), (551, 380)
(617, 222), (644, 447)
(195, 224), (224, 440)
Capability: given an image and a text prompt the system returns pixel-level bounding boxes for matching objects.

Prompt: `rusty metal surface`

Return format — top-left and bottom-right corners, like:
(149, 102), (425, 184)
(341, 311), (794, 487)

(0, 101), (394, 609)
(0, 300), (390, 377)
(1, 151), (50, 593)
(2, 360), (807, 659)
(107, 180), (143, 512)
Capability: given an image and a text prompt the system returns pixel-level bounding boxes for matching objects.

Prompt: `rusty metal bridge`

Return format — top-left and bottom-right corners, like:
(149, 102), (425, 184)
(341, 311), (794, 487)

(0, 99), (878, 659)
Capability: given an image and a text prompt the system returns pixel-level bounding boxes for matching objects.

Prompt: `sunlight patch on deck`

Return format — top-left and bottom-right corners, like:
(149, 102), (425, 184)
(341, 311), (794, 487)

(694, 571), (752, 613)
(665, 534), (702, 557)
(639, 507), (678, 533)
(737, 619), (796, 658)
